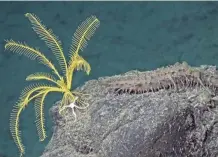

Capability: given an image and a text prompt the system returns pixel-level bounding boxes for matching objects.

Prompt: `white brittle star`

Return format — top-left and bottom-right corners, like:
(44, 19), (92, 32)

(59, 96), (89, 122)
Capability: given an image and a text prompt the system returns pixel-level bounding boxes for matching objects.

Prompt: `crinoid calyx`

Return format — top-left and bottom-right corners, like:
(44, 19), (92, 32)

(5, 13), (100, 157)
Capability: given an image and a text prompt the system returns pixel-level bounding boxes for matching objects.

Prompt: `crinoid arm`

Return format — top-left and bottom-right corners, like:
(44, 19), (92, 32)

(10, 84), (63, 157)
(69, 15), (100, 57)
(34, 89), (54, 141)
(26, 72), (64, 87)
(69, 55), (91, 74)
(67, 15), (100, 88)
(10, 101), (26, 157)
(5, 40), (62, 80)
(67, 55), (91, 88)
(25, 13), (68, 78)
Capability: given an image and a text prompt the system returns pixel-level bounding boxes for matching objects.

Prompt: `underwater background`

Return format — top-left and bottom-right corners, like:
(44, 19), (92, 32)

(1, 1), (218, 157)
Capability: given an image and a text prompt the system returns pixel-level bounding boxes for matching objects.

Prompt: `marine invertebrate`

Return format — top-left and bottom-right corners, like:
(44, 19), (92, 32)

(6, 13), (100, 157)
(102, 62), (218, 95)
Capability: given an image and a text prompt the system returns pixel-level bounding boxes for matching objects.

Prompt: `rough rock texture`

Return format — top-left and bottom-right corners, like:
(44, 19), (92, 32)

(41, 63), (218, 157)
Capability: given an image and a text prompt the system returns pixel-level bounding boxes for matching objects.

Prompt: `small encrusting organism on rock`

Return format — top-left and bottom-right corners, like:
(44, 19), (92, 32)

(102, 62), (218, 95)
(5, 13), (100, 157)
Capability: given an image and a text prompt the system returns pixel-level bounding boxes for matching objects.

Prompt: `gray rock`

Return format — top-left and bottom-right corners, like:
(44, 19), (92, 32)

(41, 64), (218, 157)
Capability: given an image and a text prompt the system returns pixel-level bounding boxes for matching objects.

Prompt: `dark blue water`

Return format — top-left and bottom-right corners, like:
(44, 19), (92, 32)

(1, 2), (218, 157)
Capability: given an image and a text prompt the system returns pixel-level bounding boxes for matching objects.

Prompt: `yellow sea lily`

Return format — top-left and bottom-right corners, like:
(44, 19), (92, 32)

(6, 13), (100, 157)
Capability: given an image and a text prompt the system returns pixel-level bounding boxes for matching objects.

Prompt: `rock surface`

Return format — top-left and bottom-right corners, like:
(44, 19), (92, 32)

(41, 64), (218, 157)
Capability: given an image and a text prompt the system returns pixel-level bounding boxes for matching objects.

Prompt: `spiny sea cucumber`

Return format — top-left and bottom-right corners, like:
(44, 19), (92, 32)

(101, 62), (218, 95)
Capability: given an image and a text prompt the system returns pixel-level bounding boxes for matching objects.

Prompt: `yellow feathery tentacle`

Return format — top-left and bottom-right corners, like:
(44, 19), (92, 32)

(22, 87), (63, 107)
(10, 86), (63, 157)
(67, 55), (91, 88)
(26, 72), (63, 86)
(10, 102), (26, 157)
(5, 40), (62, 80)
(69, 15), (100, 57)
(10, 88), (50, 157)
(69, 55), (91, 74)
(19, 84), (53, 103)
(67, 15), (99, 88)
(34, 89), (52, 141)
(25, 13), (68, 79)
